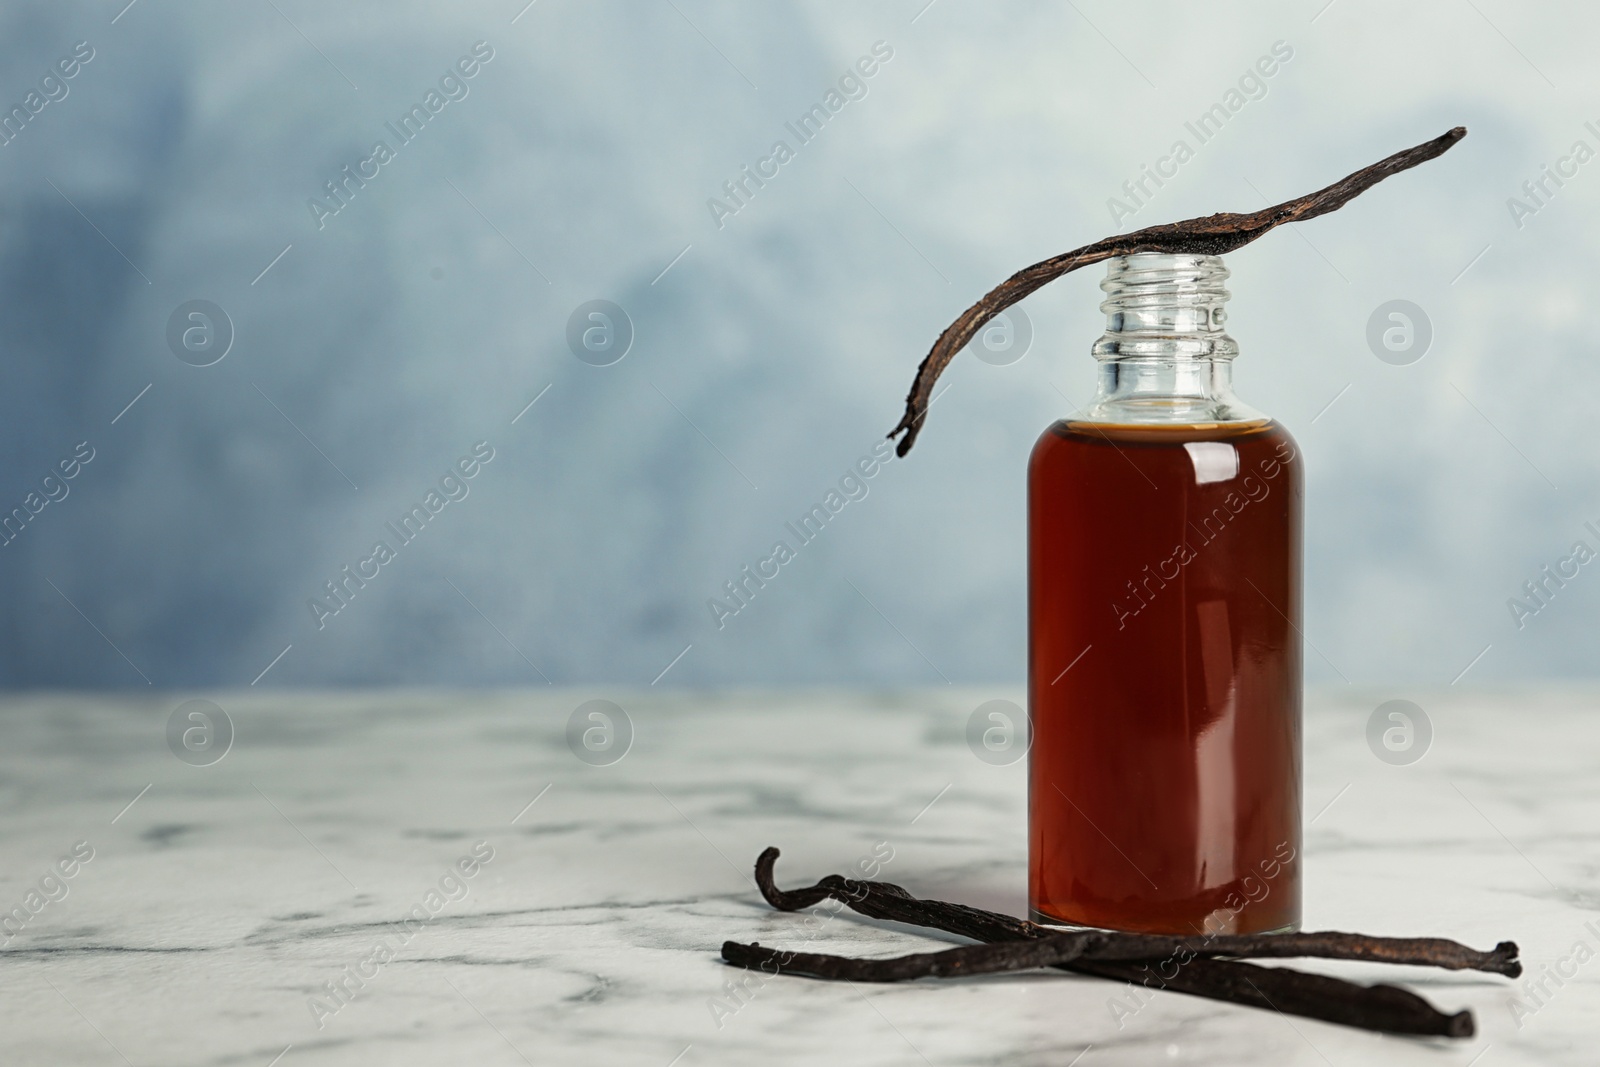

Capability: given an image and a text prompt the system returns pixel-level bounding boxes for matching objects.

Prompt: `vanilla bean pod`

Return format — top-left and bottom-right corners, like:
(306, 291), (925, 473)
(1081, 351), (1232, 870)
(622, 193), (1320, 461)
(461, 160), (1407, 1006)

(725, 927), (1518, 982)
(755, 848), (1035, 943)
(722, 937), (1473, 1038)
(887, 126), (1467, 455)
(1064, 954), (1474, 1038)
(742, 848), (1498, 1037)
(1095, 930), (1520, 977)
(722, 934), (1095, 981)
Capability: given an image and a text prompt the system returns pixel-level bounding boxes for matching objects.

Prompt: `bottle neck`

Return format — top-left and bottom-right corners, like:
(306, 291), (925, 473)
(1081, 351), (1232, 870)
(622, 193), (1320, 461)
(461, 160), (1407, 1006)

(1081, 253), (1261, 425)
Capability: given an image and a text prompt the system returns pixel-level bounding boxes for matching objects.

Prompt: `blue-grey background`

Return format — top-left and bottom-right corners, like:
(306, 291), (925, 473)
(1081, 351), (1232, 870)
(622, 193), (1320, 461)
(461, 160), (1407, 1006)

(0, 0), (1591, 690)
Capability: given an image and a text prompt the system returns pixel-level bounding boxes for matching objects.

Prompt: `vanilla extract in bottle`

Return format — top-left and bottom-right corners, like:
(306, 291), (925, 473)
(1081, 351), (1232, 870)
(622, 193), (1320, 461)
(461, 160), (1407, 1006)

(1028, 253), (1301, 935)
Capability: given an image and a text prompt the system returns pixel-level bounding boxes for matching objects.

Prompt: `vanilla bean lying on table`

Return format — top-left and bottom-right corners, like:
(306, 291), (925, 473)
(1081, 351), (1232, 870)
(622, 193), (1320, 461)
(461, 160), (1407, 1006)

(728, 847), (1511, 1038)
(724, 929), (1520, 980)
(1039, 953), (1476, 1039)
(724, 932), (1098, 981)
(723, 938), (1476, 1038)
(1093, 929), (1520, 976)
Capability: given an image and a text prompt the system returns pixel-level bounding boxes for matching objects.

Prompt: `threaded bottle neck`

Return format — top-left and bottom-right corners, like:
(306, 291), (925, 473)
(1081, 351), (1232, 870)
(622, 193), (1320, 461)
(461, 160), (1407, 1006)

(1080, 253), (1261, 426)
(1094, 253), (1237, 362)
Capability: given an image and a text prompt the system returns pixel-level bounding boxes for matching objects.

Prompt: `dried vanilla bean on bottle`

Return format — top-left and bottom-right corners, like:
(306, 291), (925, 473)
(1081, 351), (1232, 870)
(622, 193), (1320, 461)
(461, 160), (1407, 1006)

(886, 128), (1467, 936)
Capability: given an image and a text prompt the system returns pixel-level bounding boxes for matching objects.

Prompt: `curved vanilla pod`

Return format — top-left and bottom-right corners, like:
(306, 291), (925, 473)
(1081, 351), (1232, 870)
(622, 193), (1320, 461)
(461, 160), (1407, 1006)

(888, 126), (1466, 455)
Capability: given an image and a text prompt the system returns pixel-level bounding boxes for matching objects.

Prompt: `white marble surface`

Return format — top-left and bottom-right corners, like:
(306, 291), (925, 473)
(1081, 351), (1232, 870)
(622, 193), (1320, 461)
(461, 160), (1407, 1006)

(1, 687), (1596, 1066)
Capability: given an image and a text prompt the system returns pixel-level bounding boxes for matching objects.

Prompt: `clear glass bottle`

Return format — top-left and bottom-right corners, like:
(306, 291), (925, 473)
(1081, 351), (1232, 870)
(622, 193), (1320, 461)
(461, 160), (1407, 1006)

(1028, 253), (1302, 935)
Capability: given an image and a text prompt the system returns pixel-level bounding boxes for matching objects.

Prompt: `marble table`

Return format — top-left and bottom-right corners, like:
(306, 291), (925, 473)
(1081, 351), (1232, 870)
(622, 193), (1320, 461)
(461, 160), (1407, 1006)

(1, 687), (1595, 1066)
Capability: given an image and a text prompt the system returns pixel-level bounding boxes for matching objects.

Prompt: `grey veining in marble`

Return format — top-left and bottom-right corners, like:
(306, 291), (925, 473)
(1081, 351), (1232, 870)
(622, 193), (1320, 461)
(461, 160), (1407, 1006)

(0, 687), (1596, 1065)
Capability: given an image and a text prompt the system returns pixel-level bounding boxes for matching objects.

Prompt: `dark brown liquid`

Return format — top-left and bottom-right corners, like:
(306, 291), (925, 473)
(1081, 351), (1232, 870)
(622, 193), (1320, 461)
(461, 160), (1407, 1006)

(1028, 418), (1302, 934)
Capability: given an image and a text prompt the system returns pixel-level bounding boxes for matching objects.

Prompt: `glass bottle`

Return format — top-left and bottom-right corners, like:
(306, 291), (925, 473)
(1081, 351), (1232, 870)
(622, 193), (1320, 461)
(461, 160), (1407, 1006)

(1028, 252), (1302, 935)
